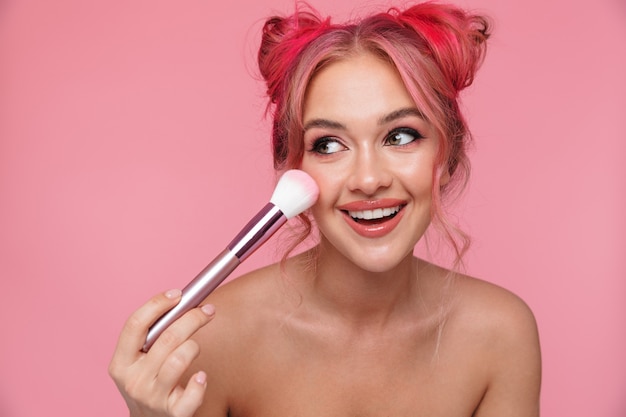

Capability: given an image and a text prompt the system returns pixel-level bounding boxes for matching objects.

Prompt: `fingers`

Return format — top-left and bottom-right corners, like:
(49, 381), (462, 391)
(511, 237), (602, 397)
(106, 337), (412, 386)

(168, 372), (208, 417)
(109, 290), (215, 417)
(145, 303), (215, 374)
(111, 289), (183, 368)
(153, 339), (201, 397)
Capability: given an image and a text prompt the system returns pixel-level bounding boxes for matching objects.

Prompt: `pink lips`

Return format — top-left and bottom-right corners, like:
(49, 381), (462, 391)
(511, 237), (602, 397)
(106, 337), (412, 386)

(337, 199), (406, 238)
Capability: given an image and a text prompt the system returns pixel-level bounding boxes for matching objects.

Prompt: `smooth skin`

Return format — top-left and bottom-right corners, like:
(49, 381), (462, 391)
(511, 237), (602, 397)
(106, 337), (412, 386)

(110, 53), (541, 417)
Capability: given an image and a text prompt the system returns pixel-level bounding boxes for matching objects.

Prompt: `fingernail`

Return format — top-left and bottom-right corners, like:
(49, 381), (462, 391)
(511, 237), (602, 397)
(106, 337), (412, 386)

(200, 304), (215, 316)
(195, 370), (207, 384)
(165, 289), (181, 299)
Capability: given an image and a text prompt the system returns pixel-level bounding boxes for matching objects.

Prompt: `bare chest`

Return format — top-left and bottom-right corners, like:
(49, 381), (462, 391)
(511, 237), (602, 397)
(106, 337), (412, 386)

(226, 336), (486, 417)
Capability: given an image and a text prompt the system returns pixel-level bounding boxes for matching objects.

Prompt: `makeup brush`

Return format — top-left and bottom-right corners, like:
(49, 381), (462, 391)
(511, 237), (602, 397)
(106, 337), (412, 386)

(143, 169), (319, 352)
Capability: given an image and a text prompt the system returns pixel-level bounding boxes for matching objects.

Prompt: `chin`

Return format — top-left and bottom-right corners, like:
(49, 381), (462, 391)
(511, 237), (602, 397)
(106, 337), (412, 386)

(347, 249), (415, 274)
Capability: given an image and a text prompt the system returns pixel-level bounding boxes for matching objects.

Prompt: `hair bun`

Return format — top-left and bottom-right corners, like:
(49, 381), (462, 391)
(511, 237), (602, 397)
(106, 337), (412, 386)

(396, 3), (490, 94)
(258, 9), (330, 103)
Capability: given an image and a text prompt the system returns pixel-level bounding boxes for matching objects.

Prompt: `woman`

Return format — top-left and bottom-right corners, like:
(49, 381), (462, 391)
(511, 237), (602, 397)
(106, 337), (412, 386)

(109, 3), (542, 416)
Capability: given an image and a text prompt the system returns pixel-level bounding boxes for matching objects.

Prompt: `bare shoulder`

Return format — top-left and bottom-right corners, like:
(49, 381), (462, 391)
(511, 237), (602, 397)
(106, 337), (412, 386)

(453, 273), (539, 340)
(185, 262), (287, 416)
(418, 260), (539, 344)
(209, 261), (284, 311)
(193, 259), (289, 350)
(445, 271), (542, 416)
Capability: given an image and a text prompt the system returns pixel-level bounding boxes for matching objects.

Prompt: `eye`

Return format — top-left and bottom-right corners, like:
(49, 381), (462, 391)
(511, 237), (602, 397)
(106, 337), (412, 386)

(310, 137), (346, 155)
(385, 128), (424, 146)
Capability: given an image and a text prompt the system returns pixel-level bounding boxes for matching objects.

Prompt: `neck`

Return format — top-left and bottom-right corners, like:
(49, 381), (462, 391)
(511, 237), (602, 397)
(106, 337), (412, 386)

(302, 241), (420, 330)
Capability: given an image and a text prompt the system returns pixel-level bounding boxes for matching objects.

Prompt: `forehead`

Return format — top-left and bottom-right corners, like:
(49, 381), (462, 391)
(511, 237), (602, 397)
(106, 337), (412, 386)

(303, 53), (416, 122)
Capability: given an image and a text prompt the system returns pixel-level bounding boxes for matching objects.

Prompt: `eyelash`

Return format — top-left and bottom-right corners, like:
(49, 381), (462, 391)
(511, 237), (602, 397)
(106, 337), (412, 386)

(384, 127), (424, 147)
(308, 137), (345, 155)
(307, 127), (425, 155)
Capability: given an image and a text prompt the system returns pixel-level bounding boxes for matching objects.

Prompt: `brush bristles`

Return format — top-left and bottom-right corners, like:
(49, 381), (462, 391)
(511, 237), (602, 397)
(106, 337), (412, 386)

(270, 170), (319, 219)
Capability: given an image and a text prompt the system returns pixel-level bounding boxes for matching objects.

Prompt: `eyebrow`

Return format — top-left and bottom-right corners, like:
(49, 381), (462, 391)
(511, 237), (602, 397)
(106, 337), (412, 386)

(303, 107), (425, 132)
(378, 107), (425, 125)
(302, 118), (346, 132)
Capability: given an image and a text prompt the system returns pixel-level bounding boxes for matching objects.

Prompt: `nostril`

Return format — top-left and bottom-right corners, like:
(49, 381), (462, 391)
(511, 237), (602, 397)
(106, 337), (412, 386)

(347, 171), (393, 195)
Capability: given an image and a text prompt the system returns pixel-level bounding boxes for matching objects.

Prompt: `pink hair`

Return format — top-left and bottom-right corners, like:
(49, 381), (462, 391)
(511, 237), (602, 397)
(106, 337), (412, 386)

(258, 1), (490, 267)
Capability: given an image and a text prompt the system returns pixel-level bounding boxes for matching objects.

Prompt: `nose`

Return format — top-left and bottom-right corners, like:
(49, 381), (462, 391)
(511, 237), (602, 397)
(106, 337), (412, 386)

(346, 147), (392, 196)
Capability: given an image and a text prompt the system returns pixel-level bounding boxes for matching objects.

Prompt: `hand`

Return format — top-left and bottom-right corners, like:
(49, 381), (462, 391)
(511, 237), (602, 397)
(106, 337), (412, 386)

(109, 289), (215, 417)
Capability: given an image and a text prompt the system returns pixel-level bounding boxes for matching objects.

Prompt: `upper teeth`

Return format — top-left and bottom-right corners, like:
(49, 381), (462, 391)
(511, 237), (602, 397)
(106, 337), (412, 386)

(348, 206), (401, 220)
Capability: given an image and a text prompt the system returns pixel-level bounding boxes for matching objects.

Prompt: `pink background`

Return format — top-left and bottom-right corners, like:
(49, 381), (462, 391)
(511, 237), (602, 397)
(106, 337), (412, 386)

(1, 0), (624, 416)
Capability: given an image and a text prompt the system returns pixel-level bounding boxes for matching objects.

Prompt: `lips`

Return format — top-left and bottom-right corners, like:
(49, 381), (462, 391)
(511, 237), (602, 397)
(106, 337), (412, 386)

(338, 199), (406, 238)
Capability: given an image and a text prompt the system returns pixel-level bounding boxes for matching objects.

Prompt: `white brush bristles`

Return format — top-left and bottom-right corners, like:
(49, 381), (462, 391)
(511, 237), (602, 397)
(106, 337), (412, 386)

(270, 170), (319, 219)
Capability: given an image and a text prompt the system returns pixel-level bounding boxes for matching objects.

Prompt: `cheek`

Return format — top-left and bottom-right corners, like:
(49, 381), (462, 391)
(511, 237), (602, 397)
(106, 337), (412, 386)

(397, 157), (436, 192)
(299, 157), (339, 194)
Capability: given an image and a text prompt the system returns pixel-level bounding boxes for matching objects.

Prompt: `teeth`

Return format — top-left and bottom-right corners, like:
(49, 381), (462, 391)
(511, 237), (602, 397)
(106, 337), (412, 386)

(348, 205), (401, 220)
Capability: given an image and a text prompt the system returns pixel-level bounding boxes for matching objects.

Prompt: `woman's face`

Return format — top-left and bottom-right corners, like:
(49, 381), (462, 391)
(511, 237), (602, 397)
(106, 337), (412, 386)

(300, 53), (446, 273)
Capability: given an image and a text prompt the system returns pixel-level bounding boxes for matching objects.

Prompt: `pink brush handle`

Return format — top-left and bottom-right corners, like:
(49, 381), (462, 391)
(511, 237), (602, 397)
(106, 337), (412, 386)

(142, 203), (286, 352)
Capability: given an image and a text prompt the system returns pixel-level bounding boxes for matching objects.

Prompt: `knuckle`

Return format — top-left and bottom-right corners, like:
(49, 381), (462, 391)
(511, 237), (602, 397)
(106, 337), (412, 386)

(186, 339), (200, 356)
(161, 341), (201, 379)
(190, 309), (210, 328)
(180, 339), (201, 362)
(164, 351), (188, 374)
(107, 361), (120, 380)
(158, 328), (182, 349)
(124, 314), (145, 333)
(153, 308), (211, 351)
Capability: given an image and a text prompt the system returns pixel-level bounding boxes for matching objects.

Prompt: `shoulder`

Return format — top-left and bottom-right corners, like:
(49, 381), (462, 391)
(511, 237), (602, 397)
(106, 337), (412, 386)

(190, 254), (311, 355)
(451, 274), (540, 350)
(446, 273), (542, 416)
(184, 262), (288, 415)
(418, 261), (538, 344)
(205, 251), (311, 317)
(209, 262), (283, 311)
(196, 260), (289, 345)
